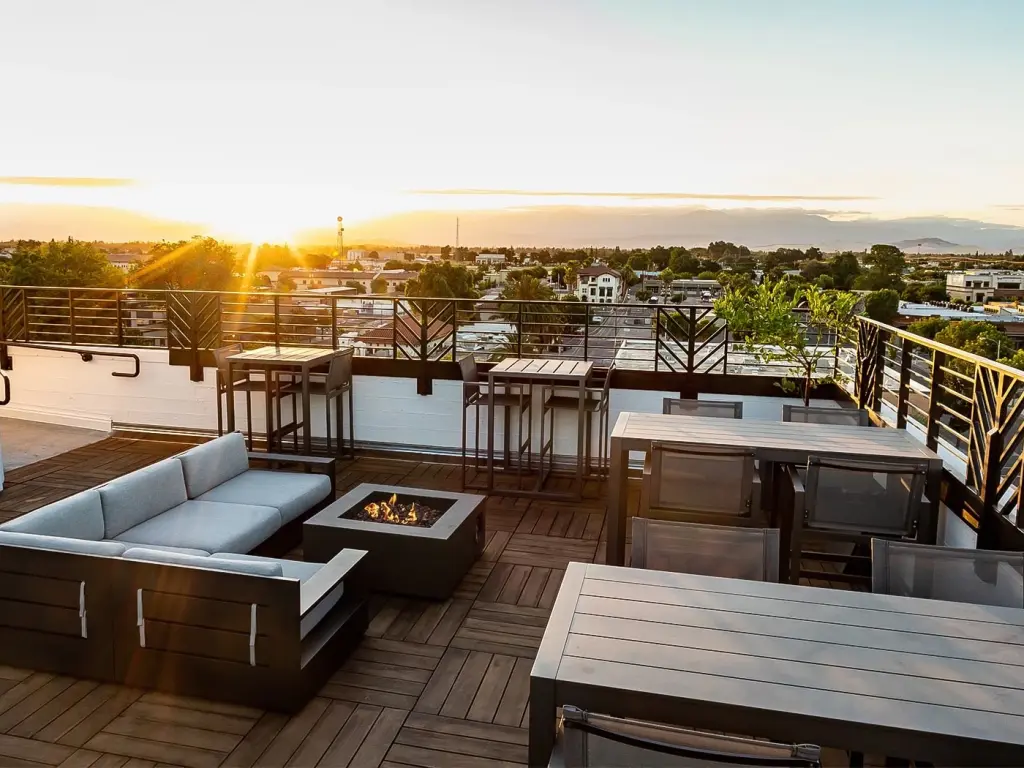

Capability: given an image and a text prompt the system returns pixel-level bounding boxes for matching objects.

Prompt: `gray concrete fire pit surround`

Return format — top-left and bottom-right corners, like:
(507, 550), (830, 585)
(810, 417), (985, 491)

(303, 483), (485, 599)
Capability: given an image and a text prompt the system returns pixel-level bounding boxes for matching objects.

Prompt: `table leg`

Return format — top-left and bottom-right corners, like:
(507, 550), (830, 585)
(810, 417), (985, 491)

(606, 437), (629, 566)
(226, 362), (236, 433)
(575, 377), (586, 500)
(529, 675), (556, 768)
(302, 364), (312, 454)
(487, 376), (496, 492)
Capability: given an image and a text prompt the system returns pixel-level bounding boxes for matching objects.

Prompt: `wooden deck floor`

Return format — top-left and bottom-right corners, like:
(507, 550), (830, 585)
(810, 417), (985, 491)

(0, 437), (856, 768)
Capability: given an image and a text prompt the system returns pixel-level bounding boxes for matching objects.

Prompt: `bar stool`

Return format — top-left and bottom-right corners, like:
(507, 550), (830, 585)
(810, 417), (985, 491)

(460, 354), (533, 490)
(286, 349), (354, 457)
(541, 362), (614, 477)
(214, 344), (260, 449)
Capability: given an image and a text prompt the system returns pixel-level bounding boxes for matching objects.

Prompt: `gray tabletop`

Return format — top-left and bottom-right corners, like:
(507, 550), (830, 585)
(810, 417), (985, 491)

(529, 562), (1024, 766)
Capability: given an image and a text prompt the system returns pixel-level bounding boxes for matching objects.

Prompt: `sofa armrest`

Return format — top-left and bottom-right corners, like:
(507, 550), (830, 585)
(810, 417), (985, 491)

(300, 548), (367, 620)
(248, 452), (337, 496)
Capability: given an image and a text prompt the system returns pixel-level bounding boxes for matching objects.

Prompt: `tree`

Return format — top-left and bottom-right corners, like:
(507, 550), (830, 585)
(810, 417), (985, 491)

(636, 289), (653, 302)
(368, 251), (379, 260)
(404, 262), (478, 318)
(856, 244), (906, 291)
(714, 281), (859, 405)
(804, 247), (823, 261)
(696, 271), (719, 280)
(370, 276), (388, 294)
(499, 275), (563, 354)
(829, 252), (861, 290)
(618, 265), (640, 287)
(669, 250), (701, 275)
(697, 259), (722, 274)
(864, 289), (901, 324)
(921, 281), (949, 302)
(934, 320), (1014, 361)
(277, 275), (296, 292)
(907, 316), (949, 339)
(1, 239), (123, 288)
(345, 280), (364, 293)
(132, 236), (236, 291)
(659, 268), (675, 285)
(383, 260), (406, 270)
(801, 260), (830, 282)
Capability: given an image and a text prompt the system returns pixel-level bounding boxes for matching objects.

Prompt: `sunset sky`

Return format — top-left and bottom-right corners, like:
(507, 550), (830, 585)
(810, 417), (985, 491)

(2, 0), (1023, 243)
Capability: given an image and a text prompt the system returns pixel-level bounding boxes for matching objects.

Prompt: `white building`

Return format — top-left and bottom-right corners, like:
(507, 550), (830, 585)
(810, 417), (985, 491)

(576, 265), (623, 304)
(476, 253), (507, 266)
(376, 269), (419, 294)
(279, 270), (373, 292)
(947, 270), (1024, 304)
(345, 249), (368, 263)
(106, 252), (143, 273)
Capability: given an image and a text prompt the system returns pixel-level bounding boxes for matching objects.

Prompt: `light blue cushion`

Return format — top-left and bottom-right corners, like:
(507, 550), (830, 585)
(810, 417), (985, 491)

(0, 531), (126, 557)
(178, 433), (250, 498)
(129, 543), (211, 557)
(114, 500), (281, 554)
(123, 548), (283, 577)
(99, 458), (188, 538)
(197, 470), (331, 523)
(0, 490), (105, 540)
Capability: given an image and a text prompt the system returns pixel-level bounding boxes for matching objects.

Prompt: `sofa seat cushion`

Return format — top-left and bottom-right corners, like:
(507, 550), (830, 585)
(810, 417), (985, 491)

(114, 500), (282, 554)
(0, 531), (126, 557)
(179, 432), (250, 498)
(100, 458), (189, 538)
(123, 548), (283, 577)
(197, 470), (332, 524)
(127, 543), (211, 557)
(0, 489), (105, 540)
(210, 553), (344, 640)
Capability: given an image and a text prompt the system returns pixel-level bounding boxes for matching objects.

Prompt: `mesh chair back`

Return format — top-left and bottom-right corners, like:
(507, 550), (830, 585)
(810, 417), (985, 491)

(649, 442), (756, 516)
(783, 405), (870, 426)
(631, 518), (780, 581)
(459, 354), (479, 402)
(213, 344), (243, 383)
(558, 706), (821, 767)
(803, 457), (926, 537)
(326, 350), (353, 392)
(663, 398), (742, 419)
(872, 539), (1024, 608)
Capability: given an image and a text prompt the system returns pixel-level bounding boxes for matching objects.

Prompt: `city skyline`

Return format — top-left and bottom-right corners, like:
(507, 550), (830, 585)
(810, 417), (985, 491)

(3, 0), (1023, 243)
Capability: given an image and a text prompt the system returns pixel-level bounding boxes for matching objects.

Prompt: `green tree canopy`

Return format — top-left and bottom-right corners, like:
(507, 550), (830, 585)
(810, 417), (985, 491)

(404, 262), (478, 299)
(370, 276), (388, 294)
(907, 316), (948, 339)
(934, 320), (1014, 361)
(855, 244), (906, 291)
(132, 236), (237, 291)
(829, 252), (861, 290)
(864, 289), (901, 324)
(1, 239), (123, 288)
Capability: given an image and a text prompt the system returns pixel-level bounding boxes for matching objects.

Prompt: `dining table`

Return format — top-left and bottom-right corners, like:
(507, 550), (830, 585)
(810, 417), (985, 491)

(605, 411), (944, 568)
(530, 562), (1024, 766)
(225, 345), (341, 454)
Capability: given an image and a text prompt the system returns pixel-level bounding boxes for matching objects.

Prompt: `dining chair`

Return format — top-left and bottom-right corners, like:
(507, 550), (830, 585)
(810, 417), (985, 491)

(871, 539), (1024, 608)
(631, 518), (780, 582)
(550, 705), (822, 768)
(640, 442), (765, 527)
(213, 344), (267, 449)
(780, 456), (928, 585)
(782, 404), (870, 426)
(284, 349), (354, 457)
(543, 363), (615, 477)
(663, 398), (743, 418)
(459, 354), (534, 490)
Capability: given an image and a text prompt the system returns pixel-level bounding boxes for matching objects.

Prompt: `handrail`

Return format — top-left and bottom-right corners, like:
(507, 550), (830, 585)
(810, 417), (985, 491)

(0, 342), (140, 378)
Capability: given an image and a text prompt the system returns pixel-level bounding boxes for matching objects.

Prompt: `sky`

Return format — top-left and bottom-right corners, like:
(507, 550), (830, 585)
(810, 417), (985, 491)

(2, 0), (1024, 243)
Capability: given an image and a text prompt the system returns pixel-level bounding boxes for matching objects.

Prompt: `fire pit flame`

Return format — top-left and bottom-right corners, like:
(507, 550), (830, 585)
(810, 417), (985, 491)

(362, 493), (426, 525)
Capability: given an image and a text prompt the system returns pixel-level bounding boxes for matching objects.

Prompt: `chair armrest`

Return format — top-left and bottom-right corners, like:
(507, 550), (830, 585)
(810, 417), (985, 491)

(300, 548), (367, 619)
(779, 463), (805, 510)
(248, 453), (337, 495)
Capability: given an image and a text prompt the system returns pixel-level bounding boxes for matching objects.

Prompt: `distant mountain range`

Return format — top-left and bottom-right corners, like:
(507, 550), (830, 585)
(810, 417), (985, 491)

(3, 202), (1024, 253)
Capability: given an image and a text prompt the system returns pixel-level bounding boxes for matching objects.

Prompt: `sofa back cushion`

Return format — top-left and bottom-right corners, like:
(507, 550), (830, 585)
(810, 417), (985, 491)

(178, 432), (250, 498)
(122, 547), (283, 577)
(99, 458), (188, 538)
(0, 490), (105, 540)
(0, 531), (126, 556)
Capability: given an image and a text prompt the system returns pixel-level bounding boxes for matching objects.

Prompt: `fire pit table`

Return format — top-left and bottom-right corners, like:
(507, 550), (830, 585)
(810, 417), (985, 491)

(303, 483), (485, 599)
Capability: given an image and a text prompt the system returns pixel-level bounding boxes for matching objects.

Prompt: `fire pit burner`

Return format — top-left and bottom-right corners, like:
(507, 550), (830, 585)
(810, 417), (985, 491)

(344, 492), (444, 528)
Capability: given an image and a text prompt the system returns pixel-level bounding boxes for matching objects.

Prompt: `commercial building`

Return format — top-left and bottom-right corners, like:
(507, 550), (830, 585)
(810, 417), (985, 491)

(946, 270), (1024, 303)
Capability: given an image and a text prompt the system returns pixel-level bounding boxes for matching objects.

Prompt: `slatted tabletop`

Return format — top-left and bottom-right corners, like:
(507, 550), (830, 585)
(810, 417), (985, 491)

(529, 562), (1024, 766)
(489, 357), (593, 381)
(605, 412), (944, 566)
(612, 412), (939, 462)
(228, 345), (338, 366)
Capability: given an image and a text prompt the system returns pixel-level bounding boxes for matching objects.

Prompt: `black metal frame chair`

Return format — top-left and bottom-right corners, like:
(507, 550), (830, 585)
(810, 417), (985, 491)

(782, 404), (871, 426)
(542, 363), (615, 477)
(663, 398), (743, 418)
(284, 349), (354, 458)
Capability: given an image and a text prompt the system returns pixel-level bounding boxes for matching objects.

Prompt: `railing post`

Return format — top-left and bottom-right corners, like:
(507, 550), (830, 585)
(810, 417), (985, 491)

(871, 328), (886, 413)
(0, 288), (9, 371)
(331, 299), (338, 350)
(272, 294), (281, 348)
(516, 304), (523, 357)
(449, 301), (458, 361)
(686, 307), (696, 373)
(583, 305), (590, 361)
(896, 337), (913, 429)
(187, 293), (203, 382)
(418, 302), (431, 395)
(68, 289), (77, 345)
(978, 426), (1005, 549)
(925, 350), (946, 451)
(115, 291), (124, 347)
(653, 307), (660, 372)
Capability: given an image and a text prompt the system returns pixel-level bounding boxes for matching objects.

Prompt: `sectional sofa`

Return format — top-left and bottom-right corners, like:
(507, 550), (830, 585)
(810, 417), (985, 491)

(0, 432), (367, 711)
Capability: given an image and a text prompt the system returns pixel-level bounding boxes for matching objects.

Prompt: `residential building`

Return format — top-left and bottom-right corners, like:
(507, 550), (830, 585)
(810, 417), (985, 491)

(345, 249), (368, 263)
(475, 253), (507, 266)
(575, 265), (623, 304)
(947, 270), (1024, 303)
(106, 252), (144, 273)
(376, 269), (419, 294)
(279, 269), (373, 292)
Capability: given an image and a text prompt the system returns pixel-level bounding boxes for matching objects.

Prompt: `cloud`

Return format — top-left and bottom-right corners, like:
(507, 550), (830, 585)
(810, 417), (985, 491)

(411, 188), (879, 202)
(994, 205), (1024, 211)
(0, 176), (134, 188)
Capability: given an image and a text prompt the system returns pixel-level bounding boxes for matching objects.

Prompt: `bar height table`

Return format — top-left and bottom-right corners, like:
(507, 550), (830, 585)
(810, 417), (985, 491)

(225, 346), (341, 454)
(606, 411), (944, 568)
(487, 358), (593, 501)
